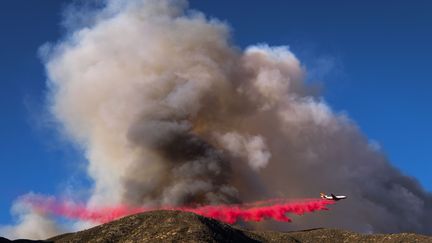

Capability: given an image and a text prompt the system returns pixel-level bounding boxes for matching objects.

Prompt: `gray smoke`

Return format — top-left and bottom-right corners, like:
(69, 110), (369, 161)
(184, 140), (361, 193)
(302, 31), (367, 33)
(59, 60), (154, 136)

(33, 0), (432, 235)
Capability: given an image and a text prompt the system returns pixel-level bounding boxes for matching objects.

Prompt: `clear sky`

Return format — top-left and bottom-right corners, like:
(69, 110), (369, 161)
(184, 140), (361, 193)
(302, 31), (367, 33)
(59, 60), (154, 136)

(0, 0), (431, 225)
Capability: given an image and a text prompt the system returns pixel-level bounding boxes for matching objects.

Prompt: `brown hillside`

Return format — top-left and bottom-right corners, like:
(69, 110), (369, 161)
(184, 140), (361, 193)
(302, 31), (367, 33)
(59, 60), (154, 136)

(2, 210), (431, 243)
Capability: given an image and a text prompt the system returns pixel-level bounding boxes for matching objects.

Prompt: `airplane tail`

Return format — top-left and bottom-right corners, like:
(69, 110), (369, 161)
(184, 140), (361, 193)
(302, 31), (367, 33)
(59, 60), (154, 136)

(320, 192), (325, 199)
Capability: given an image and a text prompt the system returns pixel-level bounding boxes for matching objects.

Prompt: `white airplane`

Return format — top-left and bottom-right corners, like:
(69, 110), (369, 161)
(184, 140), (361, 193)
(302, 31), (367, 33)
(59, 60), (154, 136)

(320, 192), (347, 201)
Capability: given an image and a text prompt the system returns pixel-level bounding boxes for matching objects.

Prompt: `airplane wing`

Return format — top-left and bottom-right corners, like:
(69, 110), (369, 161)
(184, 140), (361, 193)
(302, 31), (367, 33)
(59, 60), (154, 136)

(331, 193), (337, 200)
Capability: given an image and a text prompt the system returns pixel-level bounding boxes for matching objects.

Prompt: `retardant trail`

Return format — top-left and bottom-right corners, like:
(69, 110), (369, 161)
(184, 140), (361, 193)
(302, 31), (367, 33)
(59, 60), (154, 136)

(26, 197), (334, 224)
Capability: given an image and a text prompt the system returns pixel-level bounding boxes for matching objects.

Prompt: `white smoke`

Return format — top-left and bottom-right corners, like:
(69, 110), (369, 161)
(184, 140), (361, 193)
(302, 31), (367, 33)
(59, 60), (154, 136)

(3, 0), (432, 238)
(216, 132), (271, 171)
(0, 194), (65, 240)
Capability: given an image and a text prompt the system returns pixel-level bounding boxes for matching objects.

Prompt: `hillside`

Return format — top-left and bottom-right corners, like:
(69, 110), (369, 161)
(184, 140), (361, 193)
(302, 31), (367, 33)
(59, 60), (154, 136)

(1, 210), (431, 242)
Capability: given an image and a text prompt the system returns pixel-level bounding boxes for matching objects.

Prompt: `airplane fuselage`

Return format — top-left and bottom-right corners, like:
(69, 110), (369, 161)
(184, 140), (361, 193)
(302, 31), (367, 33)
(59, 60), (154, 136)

(320, 193), (347, 201)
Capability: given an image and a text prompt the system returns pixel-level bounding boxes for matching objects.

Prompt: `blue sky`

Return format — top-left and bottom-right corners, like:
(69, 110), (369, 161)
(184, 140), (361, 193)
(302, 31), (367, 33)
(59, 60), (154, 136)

(0, 0), (431, 225)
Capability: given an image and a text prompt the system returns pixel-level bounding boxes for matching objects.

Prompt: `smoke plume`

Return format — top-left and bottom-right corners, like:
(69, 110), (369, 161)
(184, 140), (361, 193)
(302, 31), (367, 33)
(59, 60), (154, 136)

(43, 0), (432, 234)
(3, 0), (432, 239)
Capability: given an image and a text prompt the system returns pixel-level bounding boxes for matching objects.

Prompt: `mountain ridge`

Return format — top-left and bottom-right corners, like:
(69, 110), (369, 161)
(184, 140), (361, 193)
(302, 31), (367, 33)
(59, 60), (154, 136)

(1, 210), (431, 242)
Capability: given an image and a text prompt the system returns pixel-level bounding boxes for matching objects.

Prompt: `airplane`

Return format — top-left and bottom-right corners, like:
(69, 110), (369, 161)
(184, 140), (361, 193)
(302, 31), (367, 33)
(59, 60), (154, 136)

(320, 192), (347, 201)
